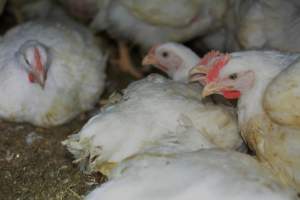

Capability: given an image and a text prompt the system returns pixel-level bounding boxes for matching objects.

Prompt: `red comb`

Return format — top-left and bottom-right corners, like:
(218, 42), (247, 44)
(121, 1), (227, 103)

(34, 48), (43, 72)
(199, 50), (221, 65)
(207, 53), (230, 82)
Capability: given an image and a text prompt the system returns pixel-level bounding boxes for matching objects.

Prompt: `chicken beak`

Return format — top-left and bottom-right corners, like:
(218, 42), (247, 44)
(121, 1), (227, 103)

(32, 69), (46, 89)
(142, 53), (157, 66)
(189, 65), (209, 84)
(201, 82), (222, 98)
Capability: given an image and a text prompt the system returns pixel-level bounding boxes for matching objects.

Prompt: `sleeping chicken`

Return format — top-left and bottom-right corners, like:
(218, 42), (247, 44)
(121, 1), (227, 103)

(86, 149), (298, 200)
(63, 74), (241, 175)
(190, 50), (300, 191)
(142, 43), (199, 83)
(0, 18), (107, 127)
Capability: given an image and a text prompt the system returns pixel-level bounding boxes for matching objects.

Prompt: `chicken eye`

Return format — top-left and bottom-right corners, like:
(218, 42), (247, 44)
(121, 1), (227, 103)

(23, 55), (30, 65)
(162, 51), (169, 58)
(229, 73), (238, 80)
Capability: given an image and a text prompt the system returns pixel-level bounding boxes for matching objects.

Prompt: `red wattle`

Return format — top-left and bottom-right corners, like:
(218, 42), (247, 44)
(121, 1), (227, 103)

(222, 90), (241, 99)
(28, 73), (35, 83)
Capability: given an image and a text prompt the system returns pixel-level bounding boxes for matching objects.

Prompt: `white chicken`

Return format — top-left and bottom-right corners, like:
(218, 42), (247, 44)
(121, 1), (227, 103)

(236, 0), (300, 52)
(63, 74), (242, 176)
(85, 149), (298, 200)
(191, 50), (300, 191)
(91, 0), (227, 48)
(142, 43), (199, 83)
(0, 18), (107, 127)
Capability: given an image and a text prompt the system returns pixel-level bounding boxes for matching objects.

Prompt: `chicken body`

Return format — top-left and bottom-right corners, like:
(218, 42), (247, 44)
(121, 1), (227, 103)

(63, 74), (241, 175)
(0, 19), (107, 127)
(202, 0), (300, 52)
(195, 50), (300, 191)
(86, 149), (298, 200)
(91, 0), (228, 48)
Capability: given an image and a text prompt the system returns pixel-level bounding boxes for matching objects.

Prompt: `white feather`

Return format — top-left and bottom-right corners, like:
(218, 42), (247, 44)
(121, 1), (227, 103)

(86, 149), (298, 200)
(63, 74), (242, 174)
(0, 19), (107, 127)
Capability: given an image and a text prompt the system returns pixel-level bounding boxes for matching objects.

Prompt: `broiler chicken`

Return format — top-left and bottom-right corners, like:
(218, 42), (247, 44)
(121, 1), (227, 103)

(91, 0), (227, 48)
(63, 74), (241, 176)
(142, 42), (199, 83)
(85, 149), (298, 200)
(0, 18), (107, 127)
(237, 0), (300, 52)
(190, 50), (300, 191)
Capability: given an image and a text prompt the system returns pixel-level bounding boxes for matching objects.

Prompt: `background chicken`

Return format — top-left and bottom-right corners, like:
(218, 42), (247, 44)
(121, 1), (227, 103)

(56, 0), (98, 22)
(86, 149), (298, 200)
(191, 50), (300, 191)
(0, 17), (107, 127)
(236, 0), (300, 52)
(63, 74), (242, 176)
(91, 0), (227, 48)
(142, 42), (199, 83)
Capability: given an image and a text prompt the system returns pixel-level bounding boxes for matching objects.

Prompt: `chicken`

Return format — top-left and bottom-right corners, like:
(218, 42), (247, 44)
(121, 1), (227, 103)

(142, 43), (199, 83)
(199, 0), (300, 52)
(236, 0), (300, 52)
(190, 50), (300, 191)
(85, 149), (298, 200)
(91, 0), (227, 48)
(62, 74), (242, 176)
(0, 18), (107, 127)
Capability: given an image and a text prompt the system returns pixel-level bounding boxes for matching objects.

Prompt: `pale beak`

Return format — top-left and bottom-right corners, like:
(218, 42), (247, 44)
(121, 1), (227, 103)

(189, 65), (209, 83)
(201, 81), (222, 98)
(142, 53), (157, 66)
(31, 69), (46, 89)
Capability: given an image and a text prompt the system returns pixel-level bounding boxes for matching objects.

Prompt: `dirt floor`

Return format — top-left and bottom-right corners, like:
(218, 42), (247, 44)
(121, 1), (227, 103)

(0, 118), (93, 200)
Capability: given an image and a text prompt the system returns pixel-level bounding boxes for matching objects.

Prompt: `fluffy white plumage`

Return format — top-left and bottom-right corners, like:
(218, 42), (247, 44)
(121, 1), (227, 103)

(0, 19), (107, 127)
(91, 0), (227, 48)
(85, 149), (298, 200)
(237, 0), (300, 52)
(63, 74), (242, 175)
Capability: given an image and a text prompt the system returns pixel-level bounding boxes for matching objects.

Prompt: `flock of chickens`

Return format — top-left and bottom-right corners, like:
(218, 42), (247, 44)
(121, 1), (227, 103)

(1, 0), (300, 199)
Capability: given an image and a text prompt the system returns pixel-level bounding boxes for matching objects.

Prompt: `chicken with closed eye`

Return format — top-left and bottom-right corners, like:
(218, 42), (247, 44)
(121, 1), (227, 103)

(0, 18), (107, 127)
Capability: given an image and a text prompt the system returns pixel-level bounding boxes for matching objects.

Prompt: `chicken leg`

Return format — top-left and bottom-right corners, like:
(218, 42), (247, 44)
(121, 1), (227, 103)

(112, 41), (143, 79)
